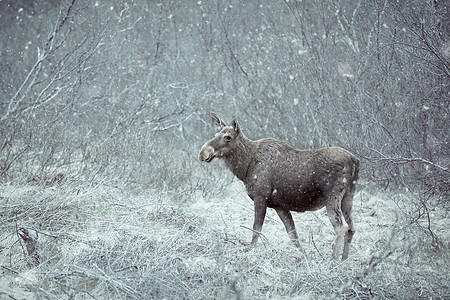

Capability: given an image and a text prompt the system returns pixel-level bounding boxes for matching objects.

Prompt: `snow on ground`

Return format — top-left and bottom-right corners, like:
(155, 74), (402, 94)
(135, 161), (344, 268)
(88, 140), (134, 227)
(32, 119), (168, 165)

(1, 181), (448, 299)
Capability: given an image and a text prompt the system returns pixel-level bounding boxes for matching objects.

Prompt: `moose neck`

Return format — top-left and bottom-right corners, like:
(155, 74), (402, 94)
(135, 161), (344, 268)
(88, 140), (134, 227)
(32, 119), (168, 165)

(223, 134), (256, 182)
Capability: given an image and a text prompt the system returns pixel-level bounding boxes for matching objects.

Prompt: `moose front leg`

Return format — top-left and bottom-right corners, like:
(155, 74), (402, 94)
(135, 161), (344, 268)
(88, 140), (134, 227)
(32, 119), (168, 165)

(251, 197), (268, 245)
(275, 208), (301, 249)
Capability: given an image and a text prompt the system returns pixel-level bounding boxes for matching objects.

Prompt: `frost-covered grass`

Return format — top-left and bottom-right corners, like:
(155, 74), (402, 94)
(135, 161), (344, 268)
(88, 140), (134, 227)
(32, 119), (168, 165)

(0, 181), (448, 299)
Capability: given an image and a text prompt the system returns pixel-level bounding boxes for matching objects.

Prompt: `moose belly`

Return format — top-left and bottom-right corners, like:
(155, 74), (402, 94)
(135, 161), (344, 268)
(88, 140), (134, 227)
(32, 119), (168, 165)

(268, 186), (326, 212)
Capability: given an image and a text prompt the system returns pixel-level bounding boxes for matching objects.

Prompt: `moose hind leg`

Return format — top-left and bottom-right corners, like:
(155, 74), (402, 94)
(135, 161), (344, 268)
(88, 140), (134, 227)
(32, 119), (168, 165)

(326, 200), (348, 260)
(275, 208), (301, 249)
(341, 188), (356, 260)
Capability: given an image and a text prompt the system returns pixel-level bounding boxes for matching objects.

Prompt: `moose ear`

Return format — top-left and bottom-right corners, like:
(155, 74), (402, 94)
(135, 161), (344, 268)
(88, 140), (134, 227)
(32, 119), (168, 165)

(231, 116), (240, 134)
(211, 112), (227, 129)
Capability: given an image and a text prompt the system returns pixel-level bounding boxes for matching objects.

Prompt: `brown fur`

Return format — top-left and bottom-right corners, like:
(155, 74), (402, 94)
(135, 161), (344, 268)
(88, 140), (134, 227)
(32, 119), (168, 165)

(199, 114), (360, 260)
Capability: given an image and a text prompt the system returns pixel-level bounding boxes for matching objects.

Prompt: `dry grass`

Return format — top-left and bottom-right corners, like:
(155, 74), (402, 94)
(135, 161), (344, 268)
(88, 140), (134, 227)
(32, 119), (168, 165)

(0, 180), (448, 299)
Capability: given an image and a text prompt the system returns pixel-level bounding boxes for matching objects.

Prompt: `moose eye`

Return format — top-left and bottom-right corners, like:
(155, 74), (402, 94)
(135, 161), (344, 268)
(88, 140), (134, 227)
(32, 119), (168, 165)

(224, 135), (232, 141)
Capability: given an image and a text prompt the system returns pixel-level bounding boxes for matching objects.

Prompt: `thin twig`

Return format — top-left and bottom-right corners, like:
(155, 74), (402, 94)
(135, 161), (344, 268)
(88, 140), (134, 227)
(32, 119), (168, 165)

(1, 265), (19, 274)
(240, 225), (269, 244)
(310, 232), (323, 259)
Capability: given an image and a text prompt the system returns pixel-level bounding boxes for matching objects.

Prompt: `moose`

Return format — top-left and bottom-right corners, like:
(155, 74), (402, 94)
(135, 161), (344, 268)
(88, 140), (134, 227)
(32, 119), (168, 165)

(199, 114), (359, 260)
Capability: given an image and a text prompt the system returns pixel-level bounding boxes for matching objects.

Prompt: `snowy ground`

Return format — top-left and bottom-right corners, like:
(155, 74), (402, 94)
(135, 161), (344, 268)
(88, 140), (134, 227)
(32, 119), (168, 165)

(0, 180), (448, 299)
